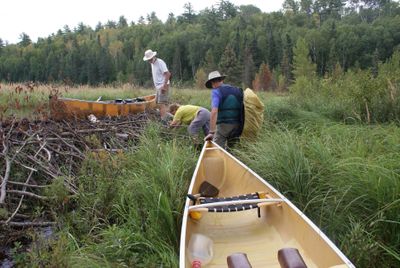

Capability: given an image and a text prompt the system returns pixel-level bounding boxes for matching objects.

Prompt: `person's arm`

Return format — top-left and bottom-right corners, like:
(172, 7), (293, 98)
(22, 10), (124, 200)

(170, 119), (181, 127)
(170, 107), (181, 127)
(204, 107), (218, 141)
(204, 90), (220, 141)
(162, 71), (171, 92)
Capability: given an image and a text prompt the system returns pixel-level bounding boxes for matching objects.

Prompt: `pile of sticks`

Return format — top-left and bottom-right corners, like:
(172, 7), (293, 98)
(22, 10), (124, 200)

(0, 112), (156, 229)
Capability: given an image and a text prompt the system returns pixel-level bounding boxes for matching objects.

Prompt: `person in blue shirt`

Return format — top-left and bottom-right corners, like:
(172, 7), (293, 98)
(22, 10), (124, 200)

(204, 71), (244, 149)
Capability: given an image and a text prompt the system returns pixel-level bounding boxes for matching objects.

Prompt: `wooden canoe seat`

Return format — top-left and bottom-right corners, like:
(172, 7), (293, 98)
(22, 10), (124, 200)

(278, 248), (307, 268)
(227, 253), (252, 268)
(200, 193), (261, 212)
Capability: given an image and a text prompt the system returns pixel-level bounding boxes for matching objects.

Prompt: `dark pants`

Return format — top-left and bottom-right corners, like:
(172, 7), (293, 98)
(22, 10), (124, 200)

(213, 123), (240, 149)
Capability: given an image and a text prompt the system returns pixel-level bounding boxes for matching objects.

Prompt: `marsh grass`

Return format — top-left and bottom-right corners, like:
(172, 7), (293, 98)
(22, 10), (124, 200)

(235, 108), (400, 267)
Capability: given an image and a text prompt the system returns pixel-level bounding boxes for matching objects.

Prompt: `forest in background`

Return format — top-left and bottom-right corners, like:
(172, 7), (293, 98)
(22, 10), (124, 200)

(0, 0), (399, 89)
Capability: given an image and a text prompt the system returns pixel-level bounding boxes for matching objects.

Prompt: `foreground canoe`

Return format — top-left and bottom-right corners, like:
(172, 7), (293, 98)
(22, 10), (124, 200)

(180, 141), (354, 268)
(50, 94), (156, 120)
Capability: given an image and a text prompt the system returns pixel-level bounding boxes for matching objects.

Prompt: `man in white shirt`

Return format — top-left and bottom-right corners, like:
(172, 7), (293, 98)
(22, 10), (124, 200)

(143, 49), (171, 119)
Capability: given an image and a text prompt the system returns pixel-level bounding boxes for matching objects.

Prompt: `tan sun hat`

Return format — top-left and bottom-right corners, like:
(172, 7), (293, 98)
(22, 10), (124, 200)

(143, 49), (157, 61)
(205, 71), (226, 89)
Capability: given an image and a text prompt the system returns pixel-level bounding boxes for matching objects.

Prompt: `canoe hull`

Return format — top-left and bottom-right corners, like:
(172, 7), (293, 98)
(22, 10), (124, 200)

(50, 94), (156, 120)
(179, 141), (354, 268)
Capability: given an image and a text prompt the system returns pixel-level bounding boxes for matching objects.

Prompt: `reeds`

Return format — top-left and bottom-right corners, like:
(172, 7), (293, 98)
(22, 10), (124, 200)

(235, 114), (400, 267)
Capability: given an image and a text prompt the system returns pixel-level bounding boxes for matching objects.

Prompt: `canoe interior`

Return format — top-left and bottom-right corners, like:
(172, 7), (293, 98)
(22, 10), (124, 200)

(180, 142), (353, 268)
(50, 94), (156, 120)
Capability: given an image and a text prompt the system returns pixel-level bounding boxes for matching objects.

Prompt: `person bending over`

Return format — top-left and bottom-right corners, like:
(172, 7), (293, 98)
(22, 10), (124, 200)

(169, 103), (210, 138)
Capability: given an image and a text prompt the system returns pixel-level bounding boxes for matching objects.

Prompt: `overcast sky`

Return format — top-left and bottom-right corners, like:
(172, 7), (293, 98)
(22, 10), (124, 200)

(0, 0), (284, 44)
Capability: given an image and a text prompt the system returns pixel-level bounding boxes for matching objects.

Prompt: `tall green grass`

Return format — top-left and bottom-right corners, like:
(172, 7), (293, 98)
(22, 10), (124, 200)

(235, 106), (400, 267)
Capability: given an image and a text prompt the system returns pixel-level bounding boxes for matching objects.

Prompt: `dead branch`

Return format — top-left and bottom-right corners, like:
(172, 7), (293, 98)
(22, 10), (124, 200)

(7, 190), (49, 200)
(8, 180), (49, 188)
(0, 221), (56, 227)
(0, 142), (11, 204)
(1, 111), (154, 230)
(6, 169), (35, 223)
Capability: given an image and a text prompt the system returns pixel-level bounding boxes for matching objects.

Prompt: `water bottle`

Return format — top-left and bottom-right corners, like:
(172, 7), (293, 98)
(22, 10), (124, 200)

(187, 233), (214, 268)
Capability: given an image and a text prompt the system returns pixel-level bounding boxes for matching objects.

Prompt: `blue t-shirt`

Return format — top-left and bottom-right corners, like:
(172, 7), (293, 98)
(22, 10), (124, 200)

(211, 85), (224, 108)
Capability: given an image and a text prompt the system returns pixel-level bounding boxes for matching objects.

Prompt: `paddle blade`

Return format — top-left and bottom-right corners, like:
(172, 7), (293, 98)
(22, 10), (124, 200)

(199, 181), (219, 197)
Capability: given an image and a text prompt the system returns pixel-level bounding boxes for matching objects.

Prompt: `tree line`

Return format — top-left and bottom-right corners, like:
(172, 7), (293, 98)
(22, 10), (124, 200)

(0, 0), (399, 89)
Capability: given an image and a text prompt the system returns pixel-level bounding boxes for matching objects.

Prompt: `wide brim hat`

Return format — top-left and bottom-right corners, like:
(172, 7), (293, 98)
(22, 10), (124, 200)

(143, 49), (157, 61)
(205, 71), (226, 89)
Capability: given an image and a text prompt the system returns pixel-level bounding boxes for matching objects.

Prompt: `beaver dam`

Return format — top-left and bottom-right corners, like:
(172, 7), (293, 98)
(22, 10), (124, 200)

(0, 111), (165, 263)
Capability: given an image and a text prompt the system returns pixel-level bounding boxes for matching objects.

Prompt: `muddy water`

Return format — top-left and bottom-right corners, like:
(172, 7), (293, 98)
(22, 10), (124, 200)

(0, 226), (55, 268)
(0, 247), (13, 268)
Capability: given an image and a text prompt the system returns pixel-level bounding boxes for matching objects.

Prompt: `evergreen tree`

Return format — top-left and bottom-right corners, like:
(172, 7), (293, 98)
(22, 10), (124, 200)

(18, 33), (31, 47)
(219, 44), (241, 85)
(0, 38), (4, 55)
(172, 46), (183, 81)
(105, 20), (117, 29)
(242, 46), (256, 89)
(292, 37), (317, 79)
(218, 0), (238, 20)
(281, 49), (292, 85)
(118, 16), (128, 28)
(180, 2), (197, 24)
(203, 49), (217, 74)
(266, 22), (279, 69)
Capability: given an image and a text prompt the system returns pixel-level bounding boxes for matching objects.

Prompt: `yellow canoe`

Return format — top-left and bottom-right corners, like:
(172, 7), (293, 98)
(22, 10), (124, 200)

(180, 141), (354, 268)
(49, 94), (156, 120)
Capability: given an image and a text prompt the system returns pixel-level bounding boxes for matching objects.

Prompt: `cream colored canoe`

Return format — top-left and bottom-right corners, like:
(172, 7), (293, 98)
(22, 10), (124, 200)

(49, 94), (156, 120)
(179, 141), (354, 268)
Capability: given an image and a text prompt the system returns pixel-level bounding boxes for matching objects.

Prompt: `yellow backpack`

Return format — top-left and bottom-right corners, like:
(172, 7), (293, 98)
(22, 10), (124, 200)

(241, 88), (265, 140)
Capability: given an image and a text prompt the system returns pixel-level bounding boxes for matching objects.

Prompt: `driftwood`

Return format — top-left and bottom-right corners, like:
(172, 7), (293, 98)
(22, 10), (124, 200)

(0, 111), (157, 231)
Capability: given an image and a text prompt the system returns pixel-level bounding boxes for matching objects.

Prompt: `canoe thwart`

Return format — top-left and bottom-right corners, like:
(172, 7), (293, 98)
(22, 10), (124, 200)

(278, 248), (307, 268)
(199, 192), (260, 204)
(227, 252), (252, 268)
(188, 198), (283, 212)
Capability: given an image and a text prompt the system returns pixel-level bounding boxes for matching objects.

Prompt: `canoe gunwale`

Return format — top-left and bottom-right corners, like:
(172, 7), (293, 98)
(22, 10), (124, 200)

(179, 140), (209, 267)
(55, 94), (156, 105)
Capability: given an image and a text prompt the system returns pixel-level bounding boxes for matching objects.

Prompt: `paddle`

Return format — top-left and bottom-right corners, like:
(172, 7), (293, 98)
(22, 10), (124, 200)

(187, 181), (219, 203)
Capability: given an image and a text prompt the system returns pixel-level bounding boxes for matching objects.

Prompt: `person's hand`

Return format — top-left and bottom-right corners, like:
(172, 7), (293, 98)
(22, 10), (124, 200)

(161, 84), (169, 93)
(204, 133), (214, 141)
